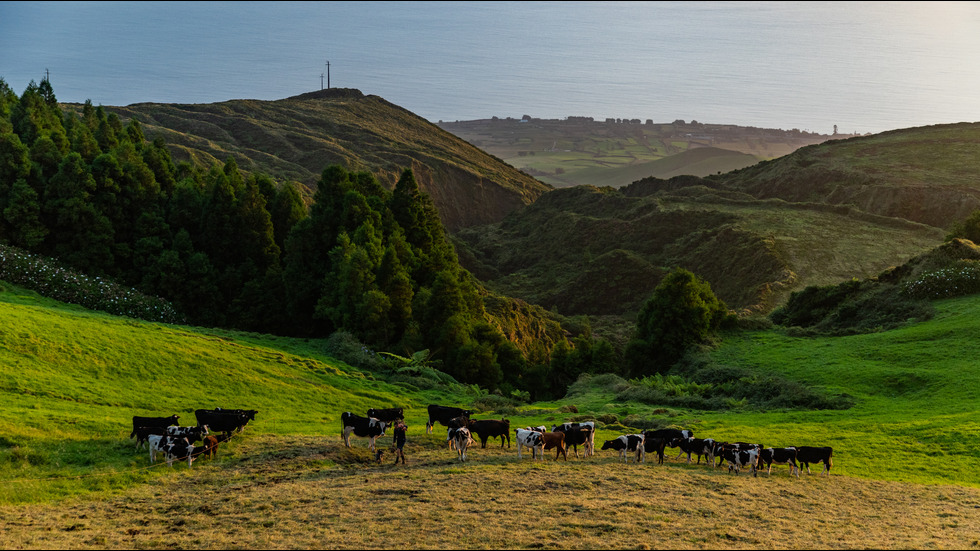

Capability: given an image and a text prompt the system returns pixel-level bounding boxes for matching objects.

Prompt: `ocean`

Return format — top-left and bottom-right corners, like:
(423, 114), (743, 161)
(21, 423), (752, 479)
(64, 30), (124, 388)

(1, 1), (979, 135)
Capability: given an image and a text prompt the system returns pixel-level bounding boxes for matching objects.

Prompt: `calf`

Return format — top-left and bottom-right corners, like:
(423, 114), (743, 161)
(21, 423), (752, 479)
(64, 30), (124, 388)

(195, 435), (220, 460)
(469, 419), (511, 448)
(340, 412), (388, 452)
(515, 428), (544, 460)
(542, 431), (567, 461)
(760, 447), (800, 478)
(426, 405), (472, 434)
(601, 434), (644, 463)
(163, 440), (196, 468)
(449, 427), (474, 462)
(446, 415), (471, 450)
(367, 407), (404, 424)
(130, 414), (179, 440)
(552, 422), (595, 457)
(795, 446), (833, 476)
(722, 446), (760, 477)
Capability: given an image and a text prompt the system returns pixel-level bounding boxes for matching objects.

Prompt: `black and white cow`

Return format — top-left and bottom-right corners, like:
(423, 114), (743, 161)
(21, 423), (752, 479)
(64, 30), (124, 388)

(426, 405), (472, 434)
(552, 422), (596, 457)
(469, 419), (511, 448)
(714, 442), (762, 468)
(148, 434), (189, 465)
(341, 411), (388, 452)
(601, 434), (644, 463)
(760, 447), (800, 478)
(446, 416), (471, 450)
(795, 446), (833, 475)
(366, 407), (404, 424)
(514, 428), (544, 460)
(166, 424), (209, 444)
(449, 427), (474, 461)
(721, 446), (760, 477)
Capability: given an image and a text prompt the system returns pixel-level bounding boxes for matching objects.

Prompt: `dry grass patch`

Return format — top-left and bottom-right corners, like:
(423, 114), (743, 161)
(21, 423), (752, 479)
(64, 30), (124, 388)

(2, 434), (979, 549)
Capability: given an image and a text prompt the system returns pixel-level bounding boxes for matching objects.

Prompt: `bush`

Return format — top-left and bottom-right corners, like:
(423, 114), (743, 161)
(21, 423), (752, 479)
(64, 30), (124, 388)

(322, 331), (390, 372)
(0, 244), (183, 324)
(903, 262), (980, 300)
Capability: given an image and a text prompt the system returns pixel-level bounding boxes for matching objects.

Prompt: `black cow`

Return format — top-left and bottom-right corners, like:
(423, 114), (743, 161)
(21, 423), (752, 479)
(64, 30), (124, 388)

(194, 409), (256, 437)
(426, 405), (472, 434)
(760, 447), (800, 478)
(638, 433), (668, 465)
(341, 411), (388, 452)
(671, 437), (713, 464)
(644, 428), (694, 444)
(130, 414), (179, 439)
(553, 422), (596, 457)
(552, 424), (593, 458)
(366, 407), (404, 424)
(601, 434), (644, 463)
(795, 446), (833, 475)
(468, 419), (511, 448)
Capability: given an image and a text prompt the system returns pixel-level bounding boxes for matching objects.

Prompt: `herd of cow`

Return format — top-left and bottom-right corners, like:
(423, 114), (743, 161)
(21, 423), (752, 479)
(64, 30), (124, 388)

(341, 404), (835, 478)
(128, 408), (257, 467)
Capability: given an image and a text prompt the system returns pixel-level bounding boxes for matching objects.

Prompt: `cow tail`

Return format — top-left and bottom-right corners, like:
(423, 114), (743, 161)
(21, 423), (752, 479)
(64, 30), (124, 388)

(827, 449), (833, 473)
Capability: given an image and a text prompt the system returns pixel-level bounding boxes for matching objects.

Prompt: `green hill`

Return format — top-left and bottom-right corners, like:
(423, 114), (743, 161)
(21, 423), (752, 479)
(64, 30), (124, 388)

(562, 146), (761, 188)
(75, 89), (552, 231)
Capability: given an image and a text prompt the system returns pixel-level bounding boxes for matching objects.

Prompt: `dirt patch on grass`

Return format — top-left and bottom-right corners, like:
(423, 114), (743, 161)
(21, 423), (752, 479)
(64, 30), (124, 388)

(2, 434), (979, 549)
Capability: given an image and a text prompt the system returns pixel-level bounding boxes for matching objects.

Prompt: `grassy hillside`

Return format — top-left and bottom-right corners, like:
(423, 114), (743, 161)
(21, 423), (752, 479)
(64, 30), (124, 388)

(70, 89), (552, 231)
(457, 123), (980, 325)
(562, 147), (761, 188)
(3, 282), (980, 547)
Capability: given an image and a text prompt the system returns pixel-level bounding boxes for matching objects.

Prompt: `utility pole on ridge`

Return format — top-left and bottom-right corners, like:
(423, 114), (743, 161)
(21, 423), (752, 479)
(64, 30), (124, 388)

(326, 60), (331, 89)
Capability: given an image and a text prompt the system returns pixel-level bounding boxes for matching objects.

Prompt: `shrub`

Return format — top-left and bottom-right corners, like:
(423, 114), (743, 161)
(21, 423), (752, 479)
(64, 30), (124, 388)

(903, 262), (980, 300)
(0, 244), (183, 324)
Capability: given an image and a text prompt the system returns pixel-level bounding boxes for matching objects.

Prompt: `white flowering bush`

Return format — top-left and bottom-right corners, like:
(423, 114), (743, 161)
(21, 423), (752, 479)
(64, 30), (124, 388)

(902, 262), (980, 300)
(0, 244), (183, 324)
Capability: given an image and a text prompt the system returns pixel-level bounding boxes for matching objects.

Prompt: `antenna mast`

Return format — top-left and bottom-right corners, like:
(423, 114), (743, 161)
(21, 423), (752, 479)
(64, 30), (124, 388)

(326, 60), (331, 89)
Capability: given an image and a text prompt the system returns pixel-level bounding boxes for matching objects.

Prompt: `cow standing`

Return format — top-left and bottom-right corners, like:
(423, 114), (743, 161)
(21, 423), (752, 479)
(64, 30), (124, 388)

(601, 434), (644, 463)
(450, 427), (474, 462)
(515, 428), (544, 460)
(426, 405), (472, 434)
(795, 446), (833, 475)
(469, 419), (511, 448)
(340, 412), (388, 452)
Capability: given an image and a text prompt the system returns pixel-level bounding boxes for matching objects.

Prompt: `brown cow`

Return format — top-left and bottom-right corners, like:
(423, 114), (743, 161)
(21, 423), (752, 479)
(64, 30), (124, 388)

(541, 431), (567, 461)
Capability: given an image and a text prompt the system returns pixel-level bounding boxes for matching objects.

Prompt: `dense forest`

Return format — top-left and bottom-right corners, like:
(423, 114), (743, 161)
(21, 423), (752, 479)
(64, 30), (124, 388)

(0, 79), (635, 397)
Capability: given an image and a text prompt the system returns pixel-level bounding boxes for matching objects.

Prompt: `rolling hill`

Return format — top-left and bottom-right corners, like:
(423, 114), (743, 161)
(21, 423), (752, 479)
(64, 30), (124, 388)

(77, 89), (552, 231)
(455, 123), (980, 333)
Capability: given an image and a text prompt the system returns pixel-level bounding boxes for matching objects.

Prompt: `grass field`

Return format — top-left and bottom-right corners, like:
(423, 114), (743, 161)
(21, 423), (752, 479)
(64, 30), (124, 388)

(2, 283), (980, 548)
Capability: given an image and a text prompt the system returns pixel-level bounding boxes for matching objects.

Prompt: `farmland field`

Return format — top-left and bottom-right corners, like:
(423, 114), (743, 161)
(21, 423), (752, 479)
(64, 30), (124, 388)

(2, 285), (980, 548)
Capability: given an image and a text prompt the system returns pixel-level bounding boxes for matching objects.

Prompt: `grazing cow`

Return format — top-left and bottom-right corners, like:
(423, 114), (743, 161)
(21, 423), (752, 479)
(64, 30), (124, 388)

(760, 447), (800, 478)
(341, 412), (388, 452)
(450, 427), (474, 461)
(671, 437), (713, 464)
(542, 431), (567, 461)
(194, 409), (256, 437)
(722, 446), (760, 477)
(367, 407), (404, 424)
(469, 419), (511, 449)
(426, 405), (472, 434)
(515, 428), (544, 460)
(130, 414), (179, 439)
(601, 434), (644, 463)
(166, 424), (209, 444)
(795, 446), (833, 475)
(552, 422), (596, 457)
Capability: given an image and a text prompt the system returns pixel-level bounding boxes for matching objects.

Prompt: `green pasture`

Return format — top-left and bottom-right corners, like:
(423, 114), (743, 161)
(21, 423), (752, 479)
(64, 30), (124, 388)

(1, 283), (979, 505)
